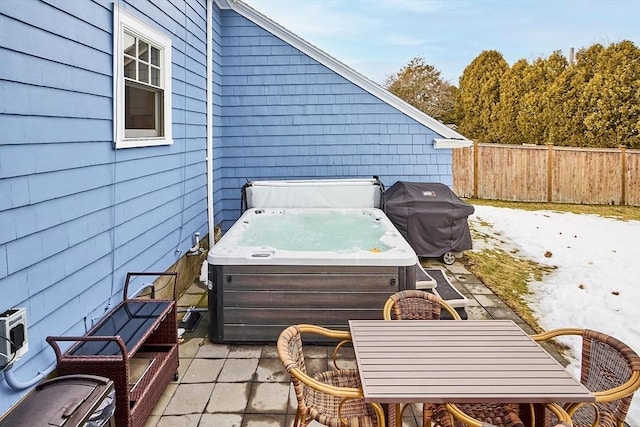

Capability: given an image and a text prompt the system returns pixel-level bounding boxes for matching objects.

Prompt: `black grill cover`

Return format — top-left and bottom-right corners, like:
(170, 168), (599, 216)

(384, 182), (474, 257)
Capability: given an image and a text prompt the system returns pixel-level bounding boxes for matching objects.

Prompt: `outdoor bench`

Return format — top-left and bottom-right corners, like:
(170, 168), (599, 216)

(47, 272), (179, 427)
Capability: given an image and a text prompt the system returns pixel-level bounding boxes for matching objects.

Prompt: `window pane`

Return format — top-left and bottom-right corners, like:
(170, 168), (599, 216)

(138, 40), (149, 62)
(125, 84), (157, 131)
(123, 32), (136, 57)
(124, 56), (136, 79)
(139, 63), (149, 84)
(151, 67), (160, 86)
(118, 15), (171, 146)
(151, 47), (160, 67)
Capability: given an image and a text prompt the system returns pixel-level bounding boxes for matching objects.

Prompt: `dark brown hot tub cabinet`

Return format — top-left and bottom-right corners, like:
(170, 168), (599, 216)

(208, 264), (416, 342)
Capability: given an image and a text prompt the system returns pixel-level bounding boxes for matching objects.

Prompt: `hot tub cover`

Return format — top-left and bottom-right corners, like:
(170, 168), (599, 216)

(384, 182), (474, 257)
(241, 178), (383, 210)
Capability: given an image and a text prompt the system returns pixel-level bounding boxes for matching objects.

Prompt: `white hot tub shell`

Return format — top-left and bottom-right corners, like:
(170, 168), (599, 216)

(207, 179), (418, 342)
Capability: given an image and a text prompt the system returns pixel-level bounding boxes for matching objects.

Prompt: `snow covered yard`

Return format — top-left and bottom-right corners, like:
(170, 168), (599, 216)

(469, 205), (640, 427)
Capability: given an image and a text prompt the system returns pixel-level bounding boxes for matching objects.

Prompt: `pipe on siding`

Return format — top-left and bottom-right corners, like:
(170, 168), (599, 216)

(3, 362), (56, 390)
(206, 0), (215, 249)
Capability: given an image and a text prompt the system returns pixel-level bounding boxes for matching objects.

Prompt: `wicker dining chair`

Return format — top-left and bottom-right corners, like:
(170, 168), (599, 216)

(277, 324), (386, 427)
(530, 328), (640, 427)
(382, 289), (462, 321)
(437, 401), (573, 427)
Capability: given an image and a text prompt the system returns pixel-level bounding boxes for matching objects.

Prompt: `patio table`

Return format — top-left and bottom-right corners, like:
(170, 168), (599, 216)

(348, 319), (595, 427)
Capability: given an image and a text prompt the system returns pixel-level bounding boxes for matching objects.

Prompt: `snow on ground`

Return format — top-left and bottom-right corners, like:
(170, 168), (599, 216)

(469, 205), (640, 427)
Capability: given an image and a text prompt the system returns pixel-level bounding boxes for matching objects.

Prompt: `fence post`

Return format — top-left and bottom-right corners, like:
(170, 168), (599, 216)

(473, 140), (479, 198)
(620, 145), (627, 206)
(546, 144), (553, 203)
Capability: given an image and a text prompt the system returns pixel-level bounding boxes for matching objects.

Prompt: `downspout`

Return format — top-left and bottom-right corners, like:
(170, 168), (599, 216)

(206, 0), (215, 249)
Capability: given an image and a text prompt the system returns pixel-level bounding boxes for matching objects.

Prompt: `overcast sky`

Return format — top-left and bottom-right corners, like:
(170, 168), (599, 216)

(242, 0), (640, 85)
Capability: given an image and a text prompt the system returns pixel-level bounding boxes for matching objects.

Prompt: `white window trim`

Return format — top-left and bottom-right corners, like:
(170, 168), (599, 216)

(113, 5), (172, 148)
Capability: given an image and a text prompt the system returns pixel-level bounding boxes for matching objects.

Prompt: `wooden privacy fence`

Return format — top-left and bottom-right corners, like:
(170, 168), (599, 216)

(453, 142), (640, 206)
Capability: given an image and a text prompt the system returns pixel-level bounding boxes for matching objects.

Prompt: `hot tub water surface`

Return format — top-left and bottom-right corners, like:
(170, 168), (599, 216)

(239, 209), (391, 253)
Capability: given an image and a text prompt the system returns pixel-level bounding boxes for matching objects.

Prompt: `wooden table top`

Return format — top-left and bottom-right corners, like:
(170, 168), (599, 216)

(349, 320), (595, 404)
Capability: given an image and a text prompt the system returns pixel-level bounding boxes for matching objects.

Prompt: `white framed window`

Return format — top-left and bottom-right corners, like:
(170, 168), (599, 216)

(114, 6), (172, 148)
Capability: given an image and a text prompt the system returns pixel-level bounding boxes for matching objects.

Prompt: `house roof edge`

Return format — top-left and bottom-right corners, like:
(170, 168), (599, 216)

(214, 0), (233, 9)
(226, 0), (470, 142)
(433, 138), (473, 149)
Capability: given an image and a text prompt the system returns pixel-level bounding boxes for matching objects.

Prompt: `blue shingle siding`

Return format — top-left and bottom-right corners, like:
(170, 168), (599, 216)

(212, 1), (224, 229)
(0, 247), (8, 278)
(1, 0), (456, 414)
(215, 10), (451, 229)
(0, 116), (113, 145)
(0, 0), (208, 414)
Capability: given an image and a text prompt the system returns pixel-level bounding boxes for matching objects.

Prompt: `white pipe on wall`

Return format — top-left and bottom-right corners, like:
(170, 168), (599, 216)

(206, 0), (215, 250)
(3, 363), (56, 390)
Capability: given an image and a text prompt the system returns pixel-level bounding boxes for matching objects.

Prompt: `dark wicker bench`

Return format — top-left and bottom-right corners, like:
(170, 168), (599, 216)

(47, 272), (179, 427)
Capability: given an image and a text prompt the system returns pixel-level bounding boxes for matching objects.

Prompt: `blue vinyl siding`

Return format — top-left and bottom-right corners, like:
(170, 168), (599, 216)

(0, 0), (208, 414)
(215, 10), (452, 229)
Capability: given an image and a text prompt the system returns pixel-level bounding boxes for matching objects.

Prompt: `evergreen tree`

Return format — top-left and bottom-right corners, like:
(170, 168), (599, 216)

(496, 59), (529, 144)
(542, 45), (604, 146)
(543, 64), (584, 146)
(543, 42), (640, 148)
(516, 51), (567, 145)
(456, 50), (508, 142)
(580, 41), (640, 148)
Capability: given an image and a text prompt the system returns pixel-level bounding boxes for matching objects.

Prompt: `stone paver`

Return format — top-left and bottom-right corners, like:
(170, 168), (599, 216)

(207, 382), (251, 413)
(199, 413), (243, 426)
(218, 358), (259, 382)
(163, 383), (215, 415)
(454, 273), (484, 284)
(182, 358), (224, 383)
(247, 382), (290, 413)
(299, 345), (327, 358)
(443, 263), (471, 274)
(156, 414), (201, 427)
(474, 293), (502, 307)
(179, 337), (204, 359)
(255, 358), (289, 382)
(465, 305), (493, 320)
(151, 383), (178, 415)
(464, 296), (482, 308)
(486, 306), (525, 322)
(228, 345), (263, 358)
(464, 282), (495, 294)
(260, 346), (279, 358)
(243, 414), (287, 427)
(196, 342), (230, 358)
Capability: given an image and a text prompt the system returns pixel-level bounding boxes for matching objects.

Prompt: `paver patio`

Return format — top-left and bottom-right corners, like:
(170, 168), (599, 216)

(144, 260), (534, 427)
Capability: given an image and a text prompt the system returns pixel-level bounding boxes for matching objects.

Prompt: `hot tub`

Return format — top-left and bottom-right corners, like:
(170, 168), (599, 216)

(207, 179), (418, 342)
